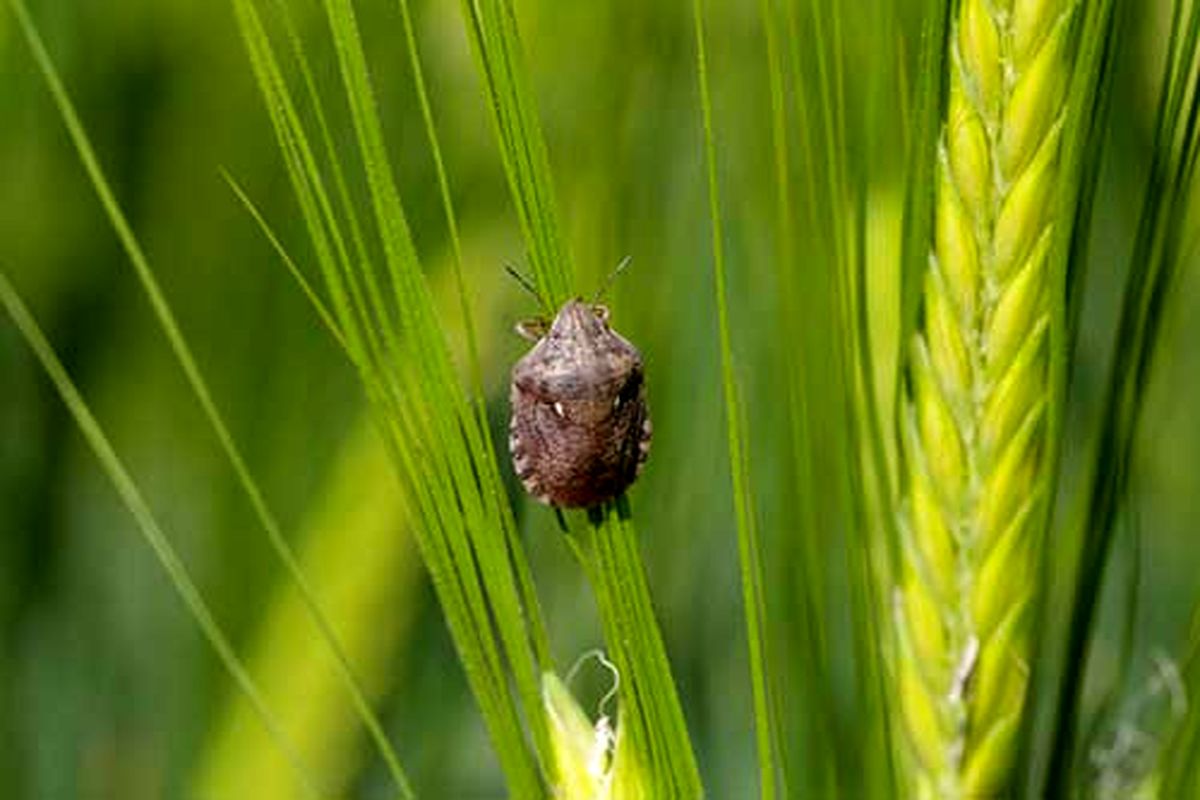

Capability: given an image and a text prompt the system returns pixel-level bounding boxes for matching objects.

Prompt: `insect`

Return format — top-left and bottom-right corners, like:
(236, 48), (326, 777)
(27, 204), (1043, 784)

(508, 261), (651, 509)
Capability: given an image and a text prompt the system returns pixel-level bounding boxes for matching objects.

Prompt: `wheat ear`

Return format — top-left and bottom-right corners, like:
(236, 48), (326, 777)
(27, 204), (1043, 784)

(895, 0), (1075, 795)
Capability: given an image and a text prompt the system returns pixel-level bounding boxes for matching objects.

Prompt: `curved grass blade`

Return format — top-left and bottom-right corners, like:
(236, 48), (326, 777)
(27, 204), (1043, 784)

(227, 35), (531, 695)
(456, 0), (573, 306)
(232, 0), (555, 793)
(761, 2), (849, 791)
(223, 171), (348, 353)
(575, 501), (704, 798)
(769, 1), (901, 794)
(393, 0), (480, 396)
(5, 1), (414, 794)
(1017, 0), (1122, 792)
(454, 0), (701, 794)
(894, 0), (949, 419)
(693, 0), (782, 796)
(1047, 2), (1200, 791)
(756, 0), (845, 793)
(0, 270), (322, 800)
(389, 0), (553, 720)
(320, 0), (554, 785)
(192, 416), (421, 799)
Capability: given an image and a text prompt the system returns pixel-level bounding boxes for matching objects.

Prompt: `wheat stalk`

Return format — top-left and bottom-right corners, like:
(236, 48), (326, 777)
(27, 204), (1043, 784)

(895, 0), (1075, 795)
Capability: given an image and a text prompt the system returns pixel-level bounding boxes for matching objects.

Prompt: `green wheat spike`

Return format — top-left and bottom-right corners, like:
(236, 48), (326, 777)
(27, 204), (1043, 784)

(895, 1), (1075, 796)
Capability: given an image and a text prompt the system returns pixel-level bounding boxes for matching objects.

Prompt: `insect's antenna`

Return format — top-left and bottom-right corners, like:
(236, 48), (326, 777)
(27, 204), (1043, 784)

(505, 262), (546, 308)
(592, 255), (632, 304)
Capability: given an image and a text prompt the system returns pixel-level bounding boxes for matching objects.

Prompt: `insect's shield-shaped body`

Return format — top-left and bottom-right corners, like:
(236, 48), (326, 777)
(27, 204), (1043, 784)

(509, 300), (651, 508)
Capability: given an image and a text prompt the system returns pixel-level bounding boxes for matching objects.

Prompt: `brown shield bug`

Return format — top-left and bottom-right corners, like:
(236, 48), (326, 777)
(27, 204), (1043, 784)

(508, 261), (651, 508)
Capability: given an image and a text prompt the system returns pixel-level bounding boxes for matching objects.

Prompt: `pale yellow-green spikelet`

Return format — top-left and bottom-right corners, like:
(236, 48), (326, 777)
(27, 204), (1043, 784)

(545, 672), (608, 798)
(895, 0), (1074, 795)
(542, 671), (648, 800)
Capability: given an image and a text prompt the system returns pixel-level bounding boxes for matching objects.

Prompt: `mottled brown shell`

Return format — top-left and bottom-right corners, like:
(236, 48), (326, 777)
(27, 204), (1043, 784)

(509, 300), (651, 508)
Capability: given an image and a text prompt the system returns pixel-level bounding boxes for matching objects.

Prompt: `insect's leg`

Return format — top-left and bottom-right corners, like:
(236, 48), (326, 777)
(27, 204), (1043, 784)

(614, 494), (632, 521)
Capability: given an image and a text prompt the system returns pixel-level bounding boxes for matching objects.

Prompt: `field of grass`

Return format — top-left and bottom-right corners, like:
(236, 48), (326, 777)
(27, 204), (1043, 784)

(3, 0), (1200, 797)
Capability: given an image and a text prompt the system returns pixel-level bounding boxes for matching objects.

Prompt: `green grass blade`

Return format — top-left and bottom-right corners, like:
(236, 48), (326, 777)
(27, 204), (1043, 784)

(1019, 0), (1121, 792)
(192, 416), (421, 799)
(844, 6), (903, 791)
(232, 0), (557, 792)
(222, 170), (348, 353)
(1055, 0), (1177, 745)
(806, 0), (848, 272)
(780, 1), (903, 794)
(762, 2), (845, 790)
(456, 0), (573, 306)
(1045, 1), (1200, 792)
(895, 0), (950, 376)
(752, 1), (911, 794)
(452, 0), (702, 794)
(316, 0), (552, 783)
(391, 0), (553, 691)
(6, 1), (414, 794)
(574, 502), (703, 797)
(394, 0), (481, 399)
(693, 0), (781, 796)
(0, 270), (321, 800)
(235, 0), (381, 375)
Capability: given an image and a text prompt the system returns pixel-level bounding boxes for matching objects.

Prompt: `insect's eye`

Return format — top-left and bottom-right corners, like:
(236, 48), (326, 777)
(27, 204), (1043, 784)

(592, 304), (610, 324)
(515, 318), (549, 341)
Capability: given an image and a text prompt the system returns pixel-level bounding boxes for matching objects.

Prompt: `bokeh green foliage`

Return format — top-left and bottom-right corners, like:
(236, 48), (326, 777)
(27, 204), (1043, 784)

(3, 0), (1200, 797)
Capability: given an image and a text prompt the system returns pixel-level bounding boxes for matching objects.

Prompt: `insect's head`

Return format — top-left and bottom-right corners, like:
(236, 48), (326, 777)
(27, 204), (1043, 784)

(508, 257), (630, 342)
(516, 300), (611, 342)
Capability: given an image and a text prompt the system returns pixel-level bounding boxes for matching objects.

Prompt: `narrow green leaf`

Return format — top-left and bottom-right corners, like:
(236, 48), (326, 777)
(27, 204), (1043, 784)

(578, 501), (704, 798)
(232, 0), (556, 793)
(193, 417), (421, 799)
(455, 0), (573, 306)
(222, 170), (348, 353)
(452, 0), (702, 794)
(693, 0), (781, 796)
(896, 0), (951, 385)
(6, 2), (414, 795)
(1045, 1), (1200, 793)
(0, 270), (321, 799)
(392, 0), (554, 711)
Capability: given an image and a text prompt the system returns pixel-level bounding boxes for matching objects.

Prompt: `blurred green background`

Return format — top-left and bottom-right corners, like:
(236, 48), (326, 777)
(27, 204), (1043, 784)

(2, 1), (1199, 797)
